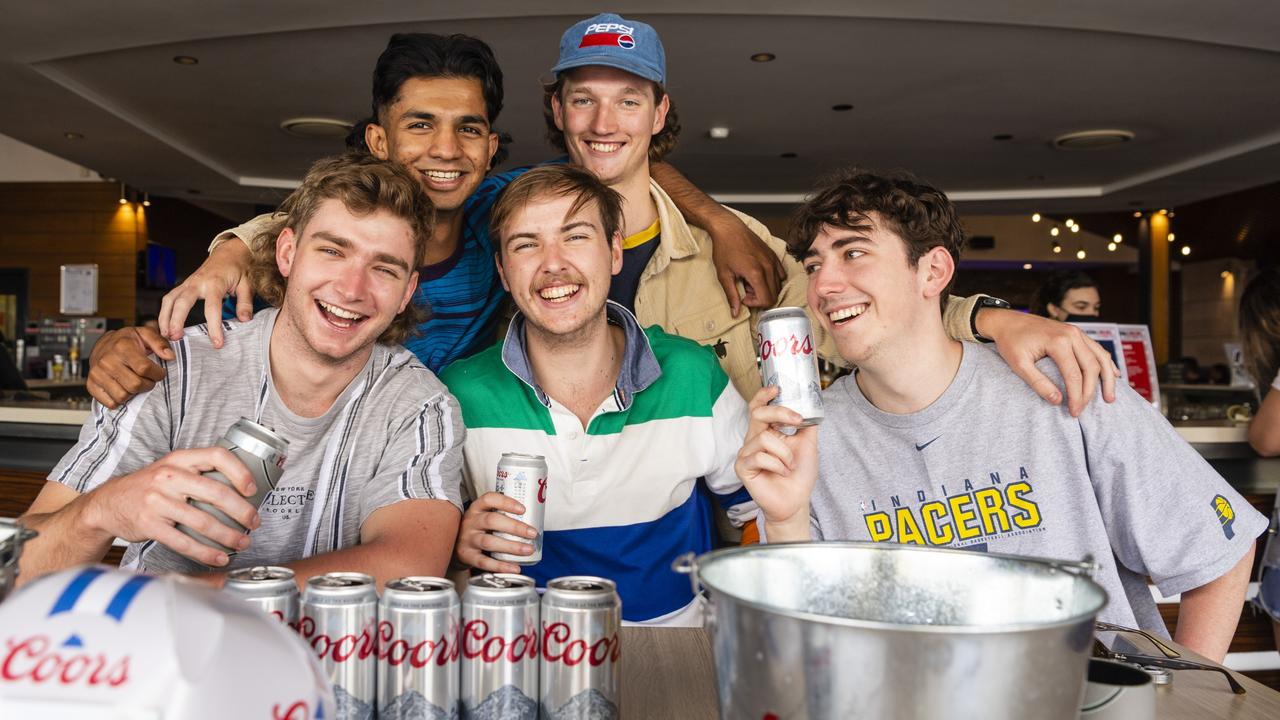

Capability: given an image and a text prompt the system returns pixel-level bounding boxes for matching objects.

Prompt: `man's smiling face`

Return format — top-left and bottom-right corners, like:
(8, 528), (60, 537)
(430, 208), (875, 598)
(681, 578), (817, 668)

(366, 75), (499, 214)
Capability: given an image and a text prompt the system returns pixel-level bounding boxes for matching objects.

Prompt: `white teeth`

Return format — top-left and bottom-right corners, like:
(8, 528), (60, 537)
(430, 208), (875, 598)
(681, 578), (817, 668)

(424, 170), (461, 180)
(829, 304), (867, 322)
(318, 300), (364, 321)
(538, 284), (580, 301)
(587, 142), (621, 153)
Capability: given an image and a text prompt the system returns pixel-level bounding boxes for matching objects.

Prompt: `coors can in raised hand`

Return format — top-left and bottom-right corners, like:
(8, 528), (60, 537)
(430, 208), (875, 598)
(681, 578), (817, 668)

(461, 573), (540, 719)
(492, 453), (549, 565)
(756, 307), (824, 426)
(377, 577), (461, 720)
(540, 576), (622, 720)
(223, 565), (299, 627)
(300, 572), (379, 720)
(176, 417), (288, 554)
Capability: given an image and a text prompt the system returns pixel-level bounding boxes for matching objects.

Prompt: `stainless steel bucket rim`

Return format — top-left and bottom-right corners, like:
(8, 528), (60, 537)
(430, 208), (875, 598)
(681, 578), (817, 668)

(684, 541), (1108, 635)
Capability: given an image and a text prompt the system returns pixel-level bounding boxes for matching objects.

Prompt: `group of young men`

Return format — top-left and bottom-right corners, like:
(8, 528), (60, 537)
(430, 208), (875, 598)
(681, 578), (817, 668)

(16, 14), (1265, 661)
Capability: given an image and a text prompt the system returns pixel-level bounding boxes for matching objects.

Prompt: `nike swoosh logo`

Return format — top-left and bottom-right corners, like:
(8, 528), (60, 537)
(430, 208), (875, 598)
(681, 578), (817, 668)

(915, 436), (941, 451)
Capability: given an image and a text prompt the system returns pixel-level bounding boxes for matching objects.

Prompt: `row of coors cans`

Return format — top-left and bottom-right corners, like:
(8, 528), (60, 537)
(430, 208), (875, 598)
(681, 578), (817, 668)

(224, 566), (621, 720)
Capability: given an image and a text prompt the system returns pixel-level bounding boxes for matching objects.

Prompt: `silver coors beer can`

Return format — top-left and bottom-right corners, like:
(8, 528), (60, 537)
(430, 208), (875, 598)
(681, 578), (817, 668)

(177, 417), (289, 553)
(377, 577), (460, 720)
(300, 572), (379, 720)
(223, 565), (299, 627)
(756, 307), (824, 426)
(540, 576), (622, 720)
(461, 573), (540, 719)
(492, 453), (549, 565)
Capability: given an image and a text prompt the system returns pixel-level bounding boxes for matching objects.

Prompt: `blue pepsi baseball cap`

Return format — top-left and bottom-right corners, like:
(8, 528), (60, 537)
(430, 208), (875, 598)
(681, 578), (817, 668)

(551, 13), (666, 85)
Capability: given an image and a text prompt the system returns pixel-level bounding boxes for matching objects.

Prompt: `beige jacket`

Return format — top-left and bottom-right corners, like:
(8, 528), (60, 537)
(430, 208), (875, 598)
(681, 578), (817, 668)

(637, 181), (980, 399)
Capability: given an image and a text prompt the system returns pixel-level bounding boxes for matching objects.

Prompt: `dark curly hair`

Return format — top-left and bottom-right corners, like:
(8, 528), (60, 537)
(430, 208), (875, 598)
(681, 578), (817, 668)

(541, 74), (681, 162)
(789, 168), (966, 298)
(372, 34), (504, 125)
(1031, 269), (1097, 318)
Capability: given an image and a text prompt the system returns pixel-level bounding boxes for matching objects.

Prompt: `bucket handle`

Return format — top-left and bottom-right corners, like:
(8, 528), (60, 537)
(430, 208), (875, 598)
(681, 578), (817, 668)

(671, 552), (703, 596)
(1045, 554), (1098, 578)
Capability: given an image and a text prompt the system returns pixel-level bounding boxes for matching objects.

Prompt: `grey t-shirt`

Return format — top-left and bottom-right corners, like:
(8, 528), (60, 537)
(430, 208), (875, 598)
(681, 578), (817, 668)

(807, 343), (1267, 632)
(50, 308), (464, 574)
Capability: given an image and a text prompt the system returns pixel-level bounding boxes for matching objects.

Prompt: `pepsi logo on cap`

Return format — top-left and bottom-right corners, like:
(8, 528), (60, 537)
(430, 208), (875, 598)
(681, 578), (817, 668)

(618, 34), (635, 49)
(579, 21), (638, 50)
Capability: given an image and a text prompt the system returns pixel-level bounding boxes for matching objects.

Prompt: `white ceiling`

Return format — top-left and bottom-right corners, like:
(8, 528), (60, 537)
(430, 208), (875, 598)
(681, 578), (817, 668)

(2, 1), (1278, 215)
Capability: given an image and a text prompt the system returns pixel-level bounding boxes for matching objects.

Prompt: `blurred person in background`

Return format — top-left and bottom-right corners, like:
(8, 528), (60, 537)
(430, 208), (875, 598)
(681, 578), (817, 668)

(1238, 266), (1280, 650)
(1034, 269), (1101, 321)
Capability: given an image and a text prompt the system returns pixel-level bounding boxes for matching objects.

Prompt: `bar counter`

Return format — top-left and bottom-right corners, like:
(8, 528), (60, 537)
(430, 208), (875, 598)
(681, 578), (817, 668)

(622, 627), (1280, 719)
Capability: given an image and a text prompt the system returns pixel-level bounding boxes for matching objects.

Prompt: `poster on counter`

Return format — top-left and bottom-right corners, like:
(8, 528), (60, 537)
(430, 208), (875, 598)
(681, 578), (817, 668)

(1117, 324), (1160, 411)
(1069, 322), (1129, 390)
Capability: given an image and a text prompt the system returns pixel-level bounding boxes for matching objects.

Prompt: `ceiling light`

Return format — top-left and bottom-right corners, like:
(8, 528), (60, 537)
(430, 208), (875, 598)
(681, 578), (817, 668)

(992, 134), (1013, 141)
(280, 117), (353, 138)
(1023, 263), (1033, 270)
(708, 126), (731, 140)
(1159, 209), (1168, 215)
(173, 55), (198, 65)
(1113, 233), (1123, 243)
(750, 53), (776, 63)
(118, 183), (127, 205)
(1052, 242), (1062, 254)
(1052, 129), (1135, 150)
(1107, 242), (1117, 252)
(1167, 211), (1175, 218)
(1065, 218), (1074, 226)
(1181, 245), (1191, 256)
(779, 152), (797, 159)
(63, 132), (83, 140)
(1221, 270), (1232, 279)
(1132, 211), (1142, 218)
(831, 104), (853, 112)
(1076, 248), (1087, 260)
(1031, 213), (1041, 223)
(1070, 224), (1080, 233)
(1167, 232), (1176, 242)
(142, 192), (151, 208)
(1050, 227), (1060, 237)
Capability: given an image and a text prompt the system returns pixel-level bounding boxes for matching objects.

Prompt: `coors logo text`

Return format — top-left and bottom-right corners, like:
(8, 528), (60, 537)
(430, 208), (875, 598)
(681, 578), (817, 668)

(1, 635), (130, 688)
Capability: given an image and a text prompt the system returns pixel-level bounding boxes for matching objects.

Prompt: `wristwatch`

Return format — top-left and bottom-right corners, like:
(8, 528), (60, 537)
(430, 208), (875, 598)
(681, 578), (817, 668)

(970, 296), (1012, 343)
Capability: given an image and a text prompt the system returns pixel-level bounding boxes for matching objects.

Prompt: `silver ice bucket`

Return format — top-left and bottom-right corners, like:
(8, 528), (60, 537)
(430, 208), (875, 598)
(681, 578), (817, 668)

(0, 519), (37, 602)
(676, 542), (1108, 720)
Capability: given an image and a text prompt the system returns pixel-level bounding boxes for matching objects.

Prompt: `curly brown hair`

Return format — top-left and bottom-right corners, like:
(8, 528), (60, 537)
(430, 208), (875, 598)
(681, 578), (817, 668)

(541, 74), (681, 163)
(248, 153), (433, 346)
(789, 168), (967, 299)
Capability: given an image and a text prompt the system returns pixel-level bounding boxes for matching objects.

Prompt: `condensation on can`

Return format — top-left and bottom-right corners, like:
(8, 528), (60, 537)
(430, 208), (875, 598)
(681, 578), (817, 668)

(224, 565), (299, 627)
(461, 573), (540, 719)
(299, 572), (379, 720)
(540, 576), (622, 720)
(756, 307), (824, 426)
(492, 453), (548, 566)
(377, 576), (460, 719)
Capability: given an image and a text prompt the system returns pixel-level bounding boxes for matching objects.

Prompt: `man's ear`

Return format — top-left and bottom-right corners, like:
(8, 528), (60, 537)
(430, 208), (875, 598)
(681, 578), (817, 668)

(551, 92), (566, 132)
(366, 122), (390, 160)
(494, 251), (510, 292)
(397, 271), (419, 314)
(918, 245), (956, 299)
(276, 227), (298, 278)
(609, 231), (624, 276)
(652, 93), (671, 136)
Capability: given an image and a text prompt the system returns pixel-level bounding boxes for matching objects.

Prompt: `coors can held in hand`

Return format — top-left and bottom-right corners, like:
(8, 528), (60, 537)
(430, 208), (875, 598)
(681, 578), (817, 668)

(300, 572), (379, 720)
(756, 307), (824, 426)
(223, 565), (299, 627)
(492, 453), (549, 565)
(541, 576), (622, 720)
(176, 417), (288, 554)
(377, 577), (460, 720)
(461, 573), (540, 719)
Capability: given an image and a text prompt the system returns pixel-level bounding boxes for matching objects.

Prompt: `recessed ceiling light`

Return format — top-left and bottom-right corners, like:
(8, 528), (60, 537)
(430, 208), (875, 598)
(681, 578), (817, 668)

(1027, 174), (1046, 182)
(1050, 227), (1060, 237)
(1167, 232), (1176, 242)
(992, 134), (1013, 141)
(779, 152), (797, 159)
(280, 117), (353, 138)
(63, 132), (83, 140)
(1076, 248), (1087, 260)
(708, 126), (730, 140)
(1129, 200), (1144, 206)
(831, 104), (853, 112)
(1052, 129), (1135, 150)
(1113, 233), (1123, 243)
(1052, 242), (1062, 254)
(1181, 245), (1191, 256)
(750, 53), (776, 63)
(1133, 211), (1143, 217)
(1107, 242), (1117, 252)
(1031, 213), (1041, 223)
(173, 55), (199, 66)
(186, 188), (201, 195)
(1023, 263), (1033, 270)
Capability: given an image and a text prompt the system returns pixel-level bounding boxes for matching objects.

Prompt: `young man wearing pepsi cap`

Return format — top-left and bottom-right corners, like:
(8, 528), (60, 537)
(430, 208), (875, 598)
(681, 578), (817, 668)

(541, 12), (1121, 408)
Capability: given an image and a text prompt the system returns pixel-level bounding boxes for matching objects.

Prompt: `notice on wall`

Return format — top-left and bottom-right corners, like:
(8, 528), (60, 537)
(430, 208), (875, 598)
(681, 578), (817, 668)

(1070, 322), (1130, 389)
(1117, 324), (1160, 410)
(60, 264), (98, 315)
